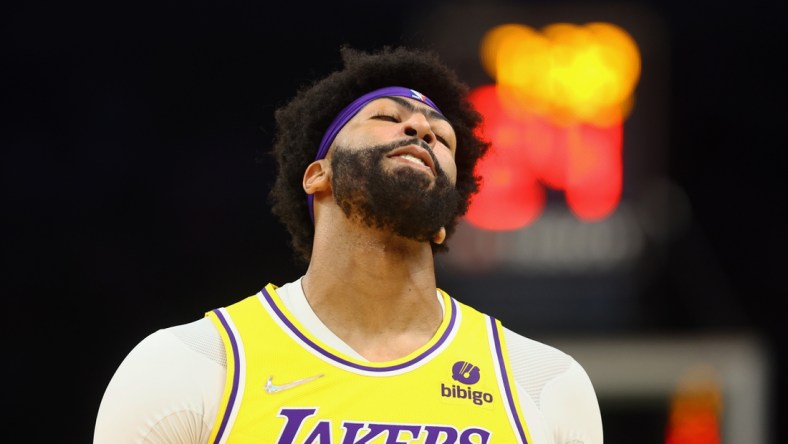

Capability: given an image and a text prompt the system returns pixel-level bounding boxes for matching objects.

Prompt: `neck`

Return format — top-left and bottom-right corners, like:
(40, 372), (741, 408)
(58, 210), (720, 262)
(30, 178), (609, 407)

(302, 221), (442, 361)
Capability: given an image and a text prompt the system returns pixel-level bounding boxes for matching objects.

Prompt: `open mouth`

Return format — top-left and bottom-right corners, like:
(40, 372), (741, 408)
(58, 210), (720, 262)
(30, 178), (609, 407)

(387, 145), (436, 176)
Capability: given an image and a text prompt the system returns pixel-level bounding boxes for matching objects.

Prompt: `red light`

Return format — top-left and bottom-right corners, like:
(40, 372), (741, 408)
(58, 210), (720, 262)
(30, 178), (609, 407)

(565, 122), (623, 221)
(522, 112), (568, 189)
(466, 84), (623, 230)
(664, 410), (721, 444)
(466, 85), (545, 230)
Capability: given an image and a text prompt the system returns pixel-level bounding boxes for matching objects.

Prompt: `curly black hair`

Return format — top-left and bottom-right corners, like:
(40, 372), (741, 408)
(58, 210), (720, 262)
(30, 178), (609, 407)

(269, 46), (490, 263)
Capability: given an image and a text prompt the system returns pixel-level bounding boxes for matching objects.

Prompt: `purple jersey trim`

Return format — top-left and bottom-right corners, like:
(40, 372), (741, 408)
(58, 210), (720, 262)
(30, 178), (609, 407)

(211, 308), (241, 444)
(489, 316), (529, 443)
(260, 286), (457, 372)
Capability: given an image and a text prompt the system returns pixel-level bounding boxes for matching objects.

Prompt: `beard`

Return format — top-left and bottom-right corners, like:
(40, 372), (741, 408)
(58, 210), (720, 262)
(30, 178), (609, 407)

(330, 138), (461, 243)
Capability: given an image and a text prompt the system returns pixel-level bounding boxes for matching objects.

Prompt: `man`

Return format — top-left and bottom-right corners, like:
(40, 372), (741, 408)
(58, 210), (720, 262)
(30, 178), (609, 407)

(94, 46), (603, 444)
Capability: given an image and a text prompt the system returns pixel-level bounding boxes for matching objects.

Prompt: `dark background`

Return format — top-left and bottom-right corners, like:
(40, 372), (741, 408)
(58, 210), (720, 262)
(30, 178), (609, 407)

(3, 0), (785, 442)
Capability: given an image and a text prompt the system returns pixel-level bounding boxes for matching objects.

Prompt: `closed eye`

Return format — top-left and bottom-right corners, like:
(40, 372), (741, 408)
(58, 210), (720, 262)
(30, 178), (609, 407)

(371, 114), (399, 122)
(372, 113), (451, 149)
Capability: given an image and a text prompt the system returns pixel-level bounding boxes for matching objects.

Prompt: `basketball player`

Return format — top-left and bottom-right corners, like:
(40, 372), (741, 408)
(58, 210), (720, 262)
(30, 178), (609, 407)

(94, 46), (603, 444)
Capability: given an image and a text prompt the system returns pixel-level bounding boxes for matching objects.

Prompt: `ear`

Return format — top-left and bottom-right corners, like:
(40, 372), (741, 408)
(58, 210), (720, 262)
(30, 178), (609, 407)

(303, 160), (331, 195)
(432, 227), (447, 245)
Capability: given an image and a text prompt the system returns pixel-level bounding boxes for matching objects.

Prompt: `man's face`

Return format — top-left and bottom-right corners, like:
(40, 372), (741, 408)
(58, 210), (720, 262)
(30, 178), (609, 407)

(328, 97), (460, 242)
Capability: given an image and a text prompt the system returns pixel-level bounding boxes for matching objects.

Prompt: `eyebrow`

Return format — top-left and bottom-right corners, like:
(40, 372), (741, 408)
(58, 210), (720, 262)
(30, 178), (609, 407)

(385, 96), (450, 124)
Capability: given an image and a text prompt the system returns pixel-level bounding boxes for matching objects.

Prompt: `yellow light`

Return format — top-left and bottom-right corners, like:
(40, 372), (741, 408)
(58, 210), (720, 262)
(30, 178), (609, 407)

(479, 23), (529, 80)
(479, 22), (641, 125)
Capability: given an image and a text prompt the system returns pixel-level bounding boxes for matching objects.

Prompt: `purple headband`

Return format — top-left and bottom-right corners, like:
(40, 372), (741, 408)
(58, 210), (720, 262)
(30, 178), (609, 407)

(307, 86), (444, 222)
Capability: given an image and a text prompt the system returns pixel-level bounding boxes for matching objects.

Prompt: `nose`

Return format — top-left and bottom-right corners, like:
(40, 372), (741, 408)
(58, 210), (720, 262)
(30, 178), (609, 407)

(403, 113), (436, 147)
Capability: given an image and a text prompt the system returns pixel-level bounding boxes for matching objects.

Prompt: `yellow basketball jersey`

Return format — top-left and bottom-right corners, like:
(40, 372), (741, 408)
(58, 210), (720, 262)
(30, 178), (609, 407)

(205, 284), (532, 444)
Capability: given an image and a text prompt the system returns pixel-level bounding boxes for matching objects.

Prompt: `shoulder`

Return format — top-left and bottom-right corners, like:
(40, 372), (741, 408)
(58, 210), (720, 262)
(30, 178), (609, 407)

(94, 318), (226, 444)
(502, 328), (576, 405)
(503, 326), (604, 444)
(117, 318), (227, 371)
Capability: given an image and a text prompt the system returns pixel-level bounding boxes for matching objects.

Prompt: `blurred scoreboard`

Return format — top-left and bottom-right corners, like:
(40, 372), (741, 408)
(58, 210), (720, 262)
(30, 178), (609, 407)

(405, 2), (683, 332)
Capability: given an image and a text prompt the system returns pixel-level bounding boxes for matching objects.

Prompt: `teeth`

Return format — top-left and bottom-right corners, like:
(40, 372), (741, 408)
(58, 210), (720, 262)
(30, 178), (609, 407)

(398, 153), (426, 167)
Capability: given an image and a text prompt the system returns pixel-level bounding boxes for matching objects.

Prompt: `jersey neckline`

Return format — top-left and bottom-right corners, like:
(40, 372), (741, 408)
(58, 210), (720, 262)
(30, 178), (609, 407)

(258, 283), (460, 374)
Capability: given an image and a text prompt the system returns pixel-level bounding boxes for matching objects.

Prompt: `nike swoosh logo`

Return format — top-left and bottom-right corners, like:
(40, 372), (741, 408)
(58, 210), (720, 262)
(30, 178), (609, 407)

(265, 374), (324, 394)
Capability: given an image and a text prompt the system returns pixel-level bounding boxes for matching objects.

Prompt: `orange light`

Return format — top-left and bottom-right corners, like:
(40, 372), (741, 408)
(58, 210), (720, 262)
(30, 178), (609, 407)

(664, 367), (723, 444)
